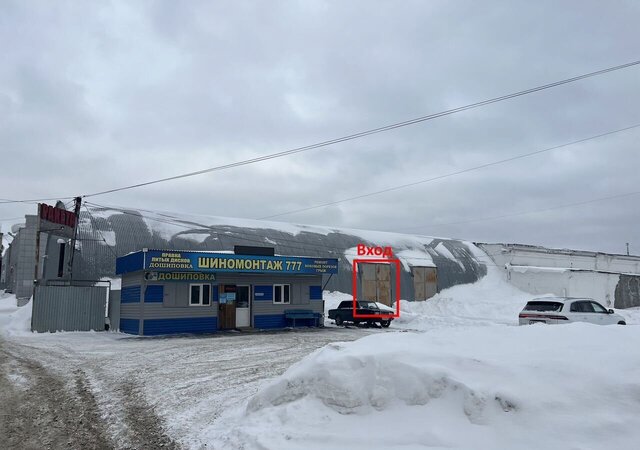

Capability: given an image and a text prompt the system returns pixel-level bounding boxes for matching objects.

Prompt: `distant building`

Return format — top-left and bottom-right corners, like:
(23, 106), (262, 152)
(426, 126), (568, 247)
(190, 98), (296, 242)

(2, 204), (489, 304)
(479, 243), (640, 308)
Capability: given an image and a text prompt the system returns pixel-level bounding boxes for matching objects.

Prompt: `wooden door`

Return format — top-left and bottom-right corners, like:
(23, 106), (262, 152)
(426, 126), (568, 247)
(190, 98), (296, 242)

(218, 285), (237, 329)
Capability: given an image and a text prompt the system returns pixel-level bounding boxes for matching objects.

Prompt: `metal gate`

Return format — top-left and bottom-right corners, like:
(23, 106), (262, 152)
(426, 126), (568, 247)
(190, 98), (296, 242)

(411, 266), (438, 301)
(359, 262), (392, 306)
(32, 285), (107, 332)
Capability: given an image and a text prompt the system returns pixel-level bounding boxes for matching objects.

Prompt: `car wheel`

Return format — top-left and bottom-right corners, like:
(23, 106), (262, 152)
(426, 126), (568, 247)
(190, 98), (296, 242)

(335, 315), (343, 326)
(618, 321), (626, 325)
(380, 320), (391, 328)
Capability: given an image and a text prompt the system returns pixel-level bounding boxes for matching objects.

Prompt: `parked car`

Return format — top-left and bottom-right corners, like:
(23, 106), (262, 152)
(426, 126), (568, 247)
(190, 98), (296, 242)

(519, 297), (626, 325)
(328, 300), (394, 327)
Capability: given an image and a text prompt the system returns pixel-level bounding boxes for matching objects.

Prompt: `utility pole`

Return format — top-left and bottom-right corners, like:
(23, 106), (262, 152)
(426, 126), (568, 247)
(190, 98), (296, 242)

(34, 204), (42, 287)
(68, 196), (82, 280)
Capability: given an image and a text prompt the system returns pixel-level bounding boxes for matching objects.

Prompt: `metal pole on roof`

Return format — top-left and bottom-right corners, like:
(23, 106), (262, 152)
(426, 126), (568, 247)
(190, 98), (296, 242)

(626, 243), (630, 256)
(68, 196), (82, 280)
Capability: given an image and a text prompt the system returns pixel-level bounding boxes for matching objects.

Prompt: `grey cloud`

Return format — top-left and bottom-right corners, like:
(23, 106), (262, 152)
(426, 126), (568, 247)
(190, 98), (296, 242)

(1, 0), (639, 254)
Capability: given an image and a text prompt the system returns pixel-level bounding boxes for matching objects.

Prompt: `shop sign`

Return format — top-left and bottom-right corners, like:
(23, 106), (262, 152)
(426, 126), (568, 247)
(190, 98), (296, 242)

(144, 271), (216, 282)
(144, 250), (338, 274)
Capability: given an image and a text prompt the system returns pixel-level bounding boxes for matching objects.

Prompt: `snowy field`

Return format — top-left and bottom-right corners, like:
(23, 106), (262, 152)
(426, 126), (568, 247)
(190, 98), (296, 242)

(2, 269), (640, 449)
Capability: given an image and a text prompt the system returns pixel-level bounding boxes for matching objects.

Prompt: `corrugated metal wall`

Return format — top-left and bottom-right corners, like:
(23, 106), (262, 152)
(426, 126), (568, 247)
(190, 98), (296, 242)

(32, 286), (107, 332)
(108, 289), (120, 330)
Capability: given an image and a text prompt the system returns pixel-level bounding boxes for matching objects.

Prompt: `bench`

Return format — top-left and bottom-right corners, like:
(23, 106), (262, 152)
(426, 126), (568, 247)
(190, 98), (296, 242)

(285, 309), (319, 327)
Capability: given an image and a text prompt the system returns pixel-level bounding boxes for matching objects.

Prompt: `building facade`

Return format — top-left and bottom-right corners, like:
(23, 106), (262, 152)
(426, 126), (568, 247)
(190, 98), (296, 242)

(479, 243), (640, 308)
(115, 248), (339, 335)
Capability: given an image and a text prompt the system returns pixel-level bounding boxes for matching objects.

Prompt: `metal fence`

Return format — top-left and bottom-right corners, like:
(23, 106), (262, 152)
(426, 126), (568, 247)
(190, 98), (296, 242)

(32, 285), (108, 332)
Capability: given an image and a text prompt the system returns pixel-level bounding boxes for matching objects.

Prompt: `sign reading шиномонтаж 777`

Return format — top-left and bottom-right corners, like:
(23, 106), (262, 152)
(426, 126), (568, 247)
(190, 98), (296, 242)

(144, 250), (339, 275)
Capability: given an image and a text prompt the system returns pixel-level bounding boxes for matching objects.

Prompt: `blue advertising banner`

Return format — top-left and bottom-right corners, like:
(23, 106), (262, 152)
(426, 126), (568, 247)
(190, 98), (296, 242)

(143, 250), (339, 275)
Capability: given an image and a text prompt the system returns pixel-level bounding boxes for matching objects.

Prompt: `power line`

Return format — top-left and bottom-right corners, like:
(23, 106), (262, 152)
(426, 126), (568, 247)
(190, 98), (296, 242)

(396, 190), (640, 231)
(75, 59), (640, 199)
(258, 123), (640, 219)
(82, 204), (118, 258)
(0, 217), (26, 222)
(0, 196), (74, 205)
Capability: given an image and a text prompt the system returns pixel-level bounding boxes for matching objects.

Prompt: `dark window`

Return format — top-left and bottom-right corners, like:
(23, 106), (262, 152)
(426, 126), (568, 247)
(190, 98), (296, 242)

(524, 301), (564, 312)
(202, 285), (210, 305)
(190, 284), (211, 306)
(338, 301), (352, 309)
(273, 284), (290, 304)
(190, 285), (200, 305)
(236, 286), (250, 308)
(570, 301), (594, 313)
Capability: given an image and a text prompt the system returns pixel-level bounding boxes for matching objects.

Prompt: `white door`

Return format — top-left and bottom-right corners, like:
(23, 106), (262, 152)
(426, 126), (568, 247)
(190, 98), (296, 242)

(236, 285), (251, 327)
(590, 301), (613, 324)
(576, 301), (601, 324)
(568, 301), (591, 323)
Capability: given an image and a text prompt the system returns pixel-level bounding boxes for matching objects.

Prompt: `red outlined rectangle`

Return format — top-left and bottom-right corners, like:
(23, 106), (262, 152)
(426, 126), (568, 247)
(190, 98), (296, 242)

(352, 258), (401, 318)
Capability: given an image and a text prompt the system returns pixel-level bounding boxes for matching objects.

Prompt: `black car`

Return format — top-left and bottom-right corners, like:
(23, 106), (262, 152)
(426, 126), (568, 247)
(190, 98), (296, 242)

(327, 300), (394, 327)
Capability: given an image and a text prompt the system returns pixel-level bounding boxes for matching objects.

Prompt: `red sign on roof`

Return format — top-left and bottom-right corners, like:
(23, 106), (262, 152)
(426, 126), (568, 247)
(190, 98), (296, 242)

(39, 203), (77, 230)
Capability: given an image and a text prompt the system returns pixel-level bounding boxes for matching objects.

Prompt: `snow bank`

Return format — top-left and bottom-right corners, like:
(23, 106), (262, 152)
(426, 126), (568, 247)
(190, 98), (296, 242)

(395, 267), (538, 328)
(0, 293), (32, 337)
(214, 323), (640, 449)
(325, 267), (541, 329)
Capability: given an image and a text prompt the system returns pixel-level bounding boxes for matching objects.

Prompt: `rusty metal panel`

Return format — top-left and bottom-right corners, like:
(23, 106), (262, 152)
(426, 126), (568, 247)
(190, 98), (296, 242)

(361, 263), (376, 281)
(359, 262), (392, 305)
(426, 268), (437, 283)
(411, 266), (438, 301)
(376, 264), (390, 281)
(363, 280), (377, 301)
(377, 279), (391, 306)
(32, 286), (107, 332)
(413, 267), (426, 282)
(426, 268), (438, 299)
(414, 280), (426, 301)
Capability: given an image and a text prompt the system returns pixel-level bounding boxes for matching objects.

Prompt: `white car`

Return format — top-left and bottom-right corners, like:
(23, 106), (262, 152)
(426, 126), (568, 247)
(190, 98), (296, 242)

(519, 297), (626, 326)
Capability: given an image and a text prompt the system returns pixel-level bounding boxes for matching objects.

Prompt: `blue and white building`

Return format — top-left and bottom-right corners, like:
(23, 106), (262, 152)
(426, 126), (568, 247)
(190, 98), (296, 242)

(115, 247), (338, 335)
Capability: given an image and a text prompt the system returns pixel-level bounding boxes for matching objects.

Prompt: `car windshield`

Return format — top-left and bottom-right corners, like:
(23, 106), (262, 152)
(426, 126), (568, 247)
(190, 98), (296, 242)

(523, 301), (564, 312)
(359, 301), (378, 309)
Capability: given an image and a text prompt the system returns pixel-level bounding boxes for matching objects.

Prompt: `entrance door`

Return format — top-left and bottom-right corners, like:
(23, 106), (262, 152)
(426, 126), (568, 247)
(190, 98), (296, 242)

(236, 285), (251, 328)
(218, 285), (237, 329)
(359, 262), (392, 306)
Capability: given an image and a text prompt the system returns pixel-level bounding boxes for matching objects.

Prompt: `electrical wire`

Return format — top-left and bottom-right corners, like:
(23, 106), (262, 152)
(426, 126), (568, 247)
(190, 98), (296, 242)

(258, 123), (640, 219)
(396, 190), (640, 231)
(0, 196), (75, 205)
(82, 204), (119, 258)
(77, 59), (640, 198)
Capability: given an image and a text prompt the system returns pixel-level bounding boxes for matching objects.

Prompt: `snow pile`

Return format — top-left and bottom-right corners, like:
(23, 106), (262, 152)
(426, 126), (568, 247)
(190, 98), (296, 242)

(325, 267), (542, 329)
(0, 292), (32, 337)
(619, 307), (640, 324)
(323, 290), (351, 313)
(213, 324), (640, 449)
(395, 268), (537, 328)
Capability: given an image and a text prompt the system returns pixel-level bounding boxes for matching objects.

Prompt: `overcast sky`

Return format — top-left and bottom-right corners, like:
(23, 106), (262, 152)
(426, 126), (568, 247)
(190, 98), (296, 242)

(1, 0), (639, 254)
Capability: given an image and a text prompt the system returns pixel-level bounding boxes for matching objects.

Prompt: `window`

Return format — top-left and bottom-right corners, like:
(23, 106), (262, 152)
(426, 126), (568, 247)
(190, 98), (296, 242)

(570, 301), (594, 313)
(590, 301), (608, 313)
(190, 284), (211, 306)
(273, 284), (290, 304)
(524, 302), (563, 312)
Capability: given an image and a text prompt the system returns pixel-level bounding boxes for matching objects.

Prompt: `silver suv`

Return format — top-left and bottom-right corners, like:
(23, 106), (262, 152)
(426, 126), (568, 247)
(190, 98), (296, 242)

(519, 297), (626, 326)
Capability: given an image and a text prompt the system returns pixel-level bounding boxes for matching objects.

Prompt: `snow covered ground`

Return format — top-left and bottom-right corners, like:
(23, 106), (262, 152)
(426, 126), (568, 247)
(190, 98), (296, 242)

(2, 268), (640, 449)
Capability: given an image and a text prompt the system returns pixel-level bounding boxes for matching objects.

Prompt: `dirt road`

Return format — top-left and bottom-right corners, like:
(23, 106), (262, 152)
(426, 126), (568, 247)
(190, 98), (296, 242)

(0, 327), (372, 449)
